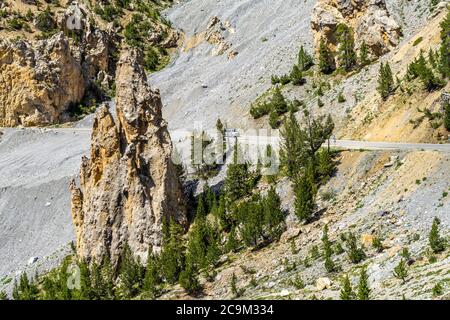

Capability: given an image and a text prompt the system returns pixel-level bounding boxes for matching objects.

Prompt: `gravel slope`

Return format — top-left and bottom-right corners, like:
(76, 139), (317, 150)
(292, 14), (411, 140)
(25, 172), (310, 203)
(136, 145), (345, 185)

(0, 129), (90, 285)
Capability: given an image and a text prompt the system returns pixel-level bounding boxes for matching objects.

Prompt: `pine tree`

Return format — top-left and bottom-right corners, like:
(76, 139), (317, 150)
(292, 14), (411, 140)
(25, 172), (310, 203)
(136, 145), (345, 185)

(225, 143), (255, 201)
(439, 10), (450, 78)
(239, 196), (264, 247)
(196, 194), (206, 220)
(429, 217), (446, 253)
(298, 45), (314, 71)
(294, 168), (316, 222)
(357, 267), (371, 300)
(187, 217), (208, 268)
(372, 235), (384, 253)
(290, 65), (306, 85)
(340, 275), (356, 300)
(444, 102), (450, 131)
(160, 219), (185, 284)
(179, 255), (201, 294)
(322, 225), (336, 272)
(12, 273), (39, 300)
(225, 225), (239, 253)
(0, 291), (7, 300)
(336, 23), (357, 71)
(318, 37), (335, 74)
(416, 51), (443, 91)
(393, 259), (408, 283)
(377, 62), (395, 100)
(263, 187), (285, 240)
(143, 249), (160, 298)
(205, 222), (221, 267)
(280, 112), (306, 177)
(216, 193), (229, 231)
(118, 244), (144, 298)
(269, 110), (280, 129)
(271, 86), (288, 115)
(359, 41), (370, 67)
(345, 232), (366, 264)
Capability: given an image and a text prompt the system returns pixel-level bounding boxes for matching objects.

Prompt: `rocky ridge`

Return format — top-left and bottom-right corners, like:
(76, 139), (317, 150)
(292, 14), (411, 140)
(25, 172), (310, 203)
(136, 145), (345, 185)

(70, 49), (187, 265)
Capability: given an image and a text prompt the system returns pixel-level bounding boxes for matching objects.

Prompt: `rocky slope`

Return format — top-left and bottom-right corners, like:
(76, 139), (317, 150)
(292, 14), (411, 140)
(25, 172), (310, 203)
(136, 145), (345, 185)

(0, 33), (85, 126)
(0, 0), (176, 127)
(311, 0), (401, 58)
(70, 49), (187, 265)
(0, 0), (448, 300)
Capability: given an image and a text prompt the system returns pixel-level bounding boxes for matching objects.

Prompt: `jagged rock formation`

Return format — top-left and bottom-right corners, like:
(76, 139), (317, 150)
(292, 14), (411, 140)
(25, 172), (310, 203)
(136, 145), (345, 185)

(0, 33), (85, 127)
(57, 1), (117, 87)
(184, 16), (238, 59)
(311, 0), (401, 57)
(70, 49), (187, 265)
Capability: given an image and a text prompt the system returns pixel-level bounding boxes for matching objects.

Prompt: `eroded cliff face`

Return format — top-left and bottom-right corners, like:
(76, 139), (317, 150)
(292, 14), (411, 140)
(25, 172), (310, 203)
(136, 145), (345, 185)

(70, 49), (187, 266)
(311, 0), (401, 58)
(0, 33), (85, 127)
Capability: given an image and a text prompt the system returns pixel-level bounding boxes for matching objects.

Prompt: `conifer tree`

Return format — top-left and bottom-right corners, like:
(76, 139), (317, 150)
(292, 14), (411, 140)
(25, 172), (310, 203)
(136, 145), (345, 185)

(340, 275), (356, 300)
(271, 86), (288, 115)
(444, 102), (450, 131)
(359, 41), (370, 67)
(336, 23), (357, 71)
(263, 187), (285, 240)
(416, 51), (443, 91)
(345, 232), (366, 264)
(439, 10), (450, 78)
(216, 193), (229, 231)
(160, 219), (185, 284)
(357, 267), (371, 300)
(205, 222), (221, 267)
(179, 255), (201, 294)
(280, 112), (306, 177)
(322, 225), (336, 272)
(0, 291), (7, 300)
(225, 143), (254, 201)
(290, 65), (306, 85)
(318, 37), (335, 74)
(377, 62), (395, 100)
(298, 45), (314, 71)
(225, 225), (239, 253)
(429, 217), (446, 253)
(187, 217), (208, 268)
(143, 249), (160, 298)
(294, 169), (316, 222)
(393, 259), (408, 283)
(196, 194), (206, 220)
(12, 273), (39, 300)
(118, 243), (144, 298)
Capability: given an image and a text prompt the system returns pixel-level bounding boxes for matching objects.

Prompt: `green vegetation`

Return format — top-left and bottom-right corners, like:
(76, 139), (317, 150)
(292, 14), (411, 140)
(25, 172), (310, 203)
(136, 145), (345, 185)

(322, 225), (337, 273)
(444, 102), (450, 131)
(340, 275), (356, 300)
(393, 259), (408, 283)
(35, 7), (57, 37)
(439, 10), (450, 78)
(357, 267), (371, 300)
(343, 232), (366, 264)
(429, 217), (446, 253)
(359, 41), (370, 67)
(377, 62), (395, 100)
(336, 23), (357, 72)
(318, 37), (335, 74)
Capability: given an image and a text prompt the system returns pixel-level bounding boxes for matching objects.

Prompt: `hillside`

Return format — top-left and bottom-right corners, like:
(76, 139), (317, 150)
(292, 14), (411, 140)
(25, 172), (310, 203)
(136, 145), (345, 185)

(0, 0), (449, 300)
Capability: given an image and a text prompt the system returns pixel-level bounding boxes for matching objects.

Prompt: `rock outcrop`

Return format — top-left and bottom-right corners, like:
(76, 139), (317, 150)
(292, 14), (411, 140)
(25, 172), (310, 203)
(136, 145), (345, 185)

(70, 49), (187, 265)
(184, 16), (238, 59)
(0, 33), (85, 127)
(311, 0), (401, 58)
(57, 1), (117, 87)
